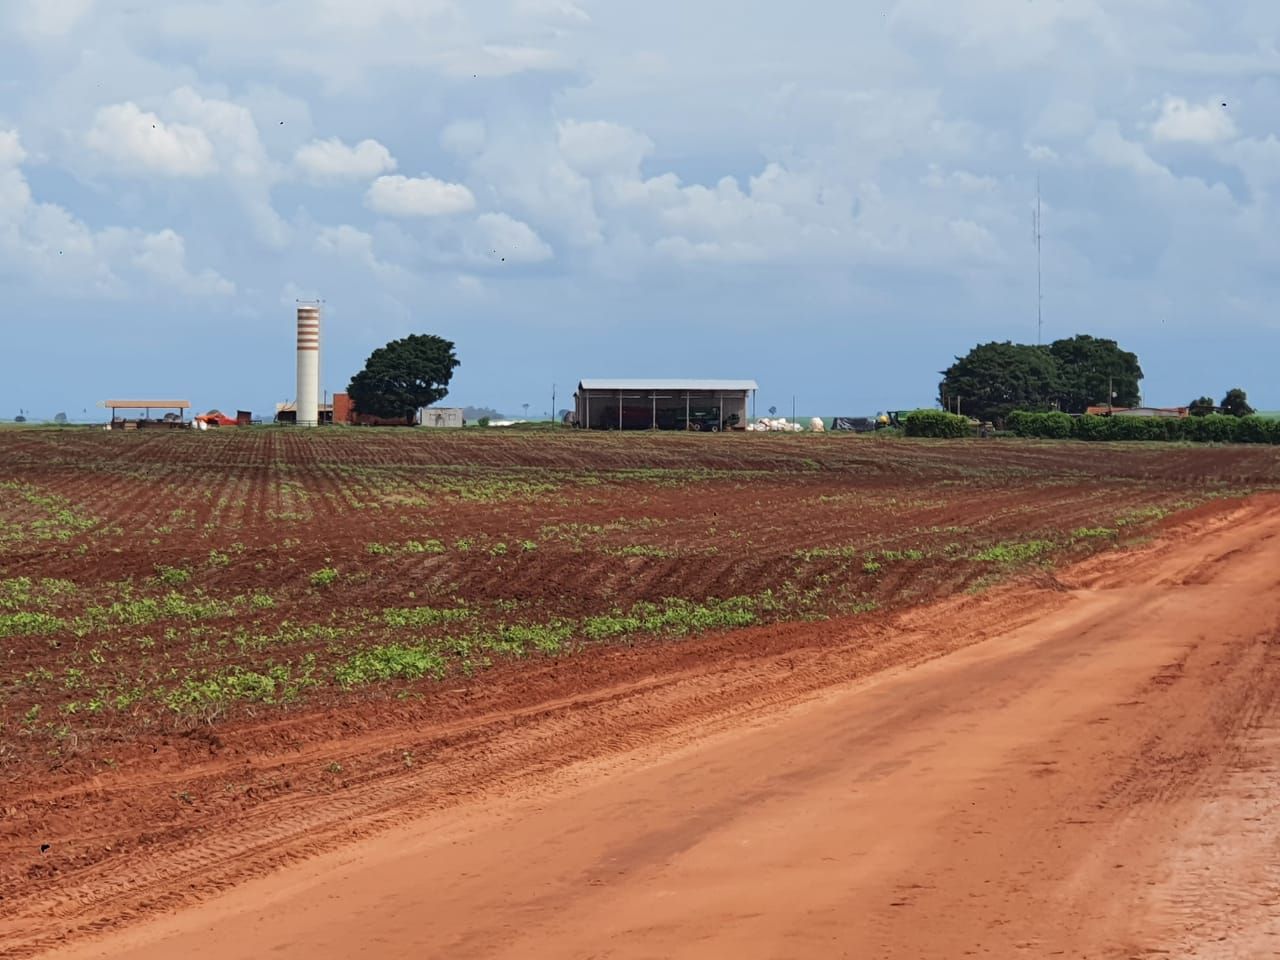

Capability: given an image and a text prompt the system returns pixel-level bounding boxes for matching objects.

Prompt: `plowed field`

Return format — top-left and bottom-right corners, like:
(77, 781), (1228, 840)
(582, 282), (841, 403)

(3, 429), (1279, 957)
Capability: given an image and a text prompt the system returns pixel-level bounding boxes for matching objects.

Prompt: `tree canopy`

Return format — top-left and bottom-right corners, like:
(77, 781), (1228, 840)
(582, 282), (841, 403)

(1220, 387), (1254, 417)
(1188, 396), (1216, 417)
(937, 341), (1062, 424)
(1047, 335), (1142, 413)
(939, 334), (1144, 423)
(347, 334), (460, 422)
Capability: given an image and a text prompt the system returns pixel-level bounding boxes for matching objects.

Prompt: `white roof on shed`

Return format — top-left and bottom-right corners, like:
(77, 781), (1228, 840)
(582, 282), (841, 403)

(578, 379), (758, 392)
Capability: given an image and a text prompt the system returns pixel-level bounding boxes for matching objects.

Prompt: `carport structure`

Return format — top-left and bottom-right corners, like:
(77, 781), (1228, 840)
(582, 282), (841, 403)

(103, 400), (191, 429)
(574, 379), (757, 431)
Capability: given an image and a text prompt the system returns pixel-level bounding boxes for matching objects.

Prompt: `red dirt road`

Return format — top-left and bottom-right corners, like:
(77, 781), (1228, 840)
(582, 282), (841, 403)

(29, 497), (1280, 959)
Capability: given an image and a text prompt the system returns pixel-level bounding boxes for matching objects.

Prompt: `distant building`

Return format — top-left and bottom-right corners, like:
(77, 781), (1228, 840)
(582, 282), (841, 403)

(419, 407), (464, 428)
(275, 402), (333, 425)
(329, 393), (442, 427)
(573, 379), (757, 431)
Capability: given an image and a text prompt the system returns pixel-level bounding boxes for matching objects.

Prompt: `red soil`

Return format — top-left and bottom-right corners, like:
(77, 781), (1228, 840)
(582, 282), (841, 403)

(2, 430), (1279, 957)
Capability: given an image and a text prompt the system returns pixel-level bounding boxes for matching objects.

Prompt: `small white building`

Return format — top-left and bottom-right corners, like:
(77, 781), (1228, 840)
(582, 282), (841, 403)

(418, 407), (465, 428)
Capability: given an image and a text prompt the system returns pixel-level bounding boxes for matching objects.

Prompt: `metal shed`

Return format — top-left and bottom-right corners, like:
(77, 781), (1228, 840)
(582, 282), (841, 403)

(574, 379), (758, 431)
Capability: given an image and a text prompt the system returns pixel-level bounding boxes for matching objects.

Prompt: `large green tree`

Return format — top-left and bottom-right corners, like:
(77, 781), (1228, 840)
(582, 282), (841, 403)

(348, 334), (460, 423)
(1047, 335), (1143, 413)
(1220, 387), (1254, 417)
(938, 341), (1063, 424)
(1188, 396), (1217, 417)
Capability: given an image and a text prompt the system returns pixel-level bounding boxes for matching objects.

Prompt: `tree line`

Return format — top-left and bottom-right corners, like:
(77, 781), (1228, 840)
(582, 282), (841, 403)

(940, 335), (1253, 424)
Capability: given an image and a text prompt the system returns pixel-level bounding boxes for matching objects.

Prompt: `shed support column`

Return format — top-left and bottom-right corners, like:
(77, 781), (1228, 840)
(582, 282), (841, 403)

(685, 392), (690, 431)
(618, 390), (622, 430)
(585, 392), (590, 430)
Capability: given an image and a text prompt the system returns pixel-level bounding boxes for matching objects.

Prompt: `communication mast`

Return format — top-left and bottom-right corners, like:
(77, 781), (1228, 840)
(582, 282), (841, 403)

(1033, 178), (1043, 345)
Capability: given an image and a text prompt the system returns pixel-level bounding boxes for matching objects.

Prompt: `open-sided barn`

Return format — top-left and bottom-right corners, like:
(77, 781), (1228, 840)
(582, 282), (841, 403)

(574, 379), (757, 431)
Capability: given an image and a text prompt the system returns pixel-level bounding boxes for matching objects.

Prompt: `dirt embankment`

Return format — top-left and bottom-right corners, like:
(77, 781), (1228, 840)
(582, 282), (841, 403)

(5, 495), (1280, 958)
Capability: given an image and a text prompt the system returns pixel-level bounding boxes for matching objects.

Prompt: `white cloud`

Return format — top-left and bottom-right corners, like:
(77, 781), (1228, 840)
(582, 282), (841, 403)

(1024, 143), (1060, 163)
(1151, 96), (1237, 144)
(313, 223), (402, 277)
(922, 166), (998, 192)
(469, 133), (602, 245)
(438, 45), (564, 79)
(12, 0), (95, 37)
(128, 229), (236, 295)
(295, 137), (397, 181)
(558, 120), (653, 177)
(312, 0), (454, 29)
(366, 174), (476, 217)
(468, 212), (554, 263)
(0, 130), (28, 168)
(1, 129), (233, 298)
(441, 120), (487, 157)
(86, 103), (217, 177)
(167, 87), (273, 180)
(1090, 122), (1172, 180)
(948, 219), (1004, 262)
(513, 0), (590, 23)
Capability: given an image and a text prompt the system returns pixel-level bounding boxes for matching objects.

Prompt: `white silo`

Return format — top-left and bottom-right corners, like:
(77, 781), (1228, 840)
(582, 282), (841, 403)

(296, 302), (321, 427)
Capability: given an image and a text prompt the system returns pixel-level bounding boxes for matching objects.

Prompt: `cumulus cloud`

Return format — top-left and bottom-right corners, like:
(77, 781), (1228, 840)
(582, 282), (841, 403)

(1090, 123), (1172, 180)
(440, 120), (487, 157)
(1, 129), (233, 298)
(12, 0), (95, 37)
(1024, 143), (1060, 163)
(366, 174), (476, 217)
(1151, 96), (1237, 144)
(0, 130), (27, 168)
(558, 120), (653, 177)
(438, 45), (563, 79)
(468, 212), (554, 263)
(127, 229), (236, 295)
(312, 223), (403, 278)
(167, 87), (273, 180)
(922, 166), (998, 192)
(295, 137), (397, 181)
(86, 103), (217, 177)
(513, 0), (590, 23)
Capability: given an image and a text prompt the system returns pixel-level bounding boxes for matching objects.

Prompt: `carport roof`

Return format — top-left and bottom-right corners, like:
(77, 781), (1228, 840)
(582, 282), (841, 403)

(578, 379), (758, 392)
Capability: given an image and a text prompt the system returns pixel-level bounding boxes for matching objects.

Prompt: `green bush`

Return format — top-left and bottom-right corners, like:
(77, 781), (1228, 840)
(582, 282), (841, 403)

(1008, 411), (1073, 439)
(1234, 416), (1272, 444)
(1185, 414), (1238, 443)
(903, 409), (970, 438)
(1007, 409), (1280, 445)
(1073, 414), (1110, 441)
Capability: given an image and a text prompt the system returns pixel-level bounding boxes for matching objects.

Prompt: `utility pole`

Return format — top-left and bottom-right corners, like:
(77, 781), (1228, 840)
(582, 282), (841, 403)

(1033, 177), (1043, 345)
(551, 384), (556, 424)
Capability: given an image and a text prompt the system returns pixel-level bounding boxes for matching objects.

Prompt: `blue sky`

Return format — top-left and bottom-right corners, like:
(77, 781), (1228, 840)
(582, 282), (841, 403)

(2, 0), (1279, 420)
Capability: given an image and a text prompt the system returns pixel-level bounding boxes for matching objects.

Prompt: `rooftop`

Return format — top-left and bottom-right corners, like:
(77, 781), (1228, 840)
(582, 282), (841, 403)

(103, 400), (191, 409)
(577, 379), (758, 392)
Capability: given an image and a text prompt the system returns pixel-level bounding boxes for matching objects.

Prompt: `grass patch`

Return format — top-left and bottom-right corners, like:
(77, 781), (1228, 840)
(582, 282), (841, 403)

(973, 540), (1056, 565)
(334, 644), (448, 686)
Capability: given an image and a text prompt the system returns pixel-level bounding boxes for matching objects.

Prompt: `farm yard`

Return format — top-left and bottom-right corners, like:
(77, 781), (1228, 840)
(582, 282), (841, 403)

(3, 428), (1280, 957)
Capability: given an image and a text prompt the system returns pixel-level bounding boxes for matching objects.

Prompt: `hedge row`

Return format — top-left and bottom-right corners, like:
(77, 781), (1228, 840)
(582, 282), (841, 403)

(903, 409), (971, 438)
(1007, 411), (1280, 443)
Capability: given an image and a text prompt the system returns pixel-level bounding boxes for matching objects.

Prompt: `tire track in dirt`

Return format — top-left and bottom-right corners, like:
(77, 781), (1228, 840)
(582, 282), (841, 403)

(0, 577), (1064, 958)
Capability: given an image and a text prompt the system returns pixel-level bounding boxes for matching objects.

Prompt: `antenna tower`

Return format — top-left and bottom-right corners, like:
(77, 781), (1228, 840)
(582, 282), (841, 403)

(1033, 178), (1043, 345)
